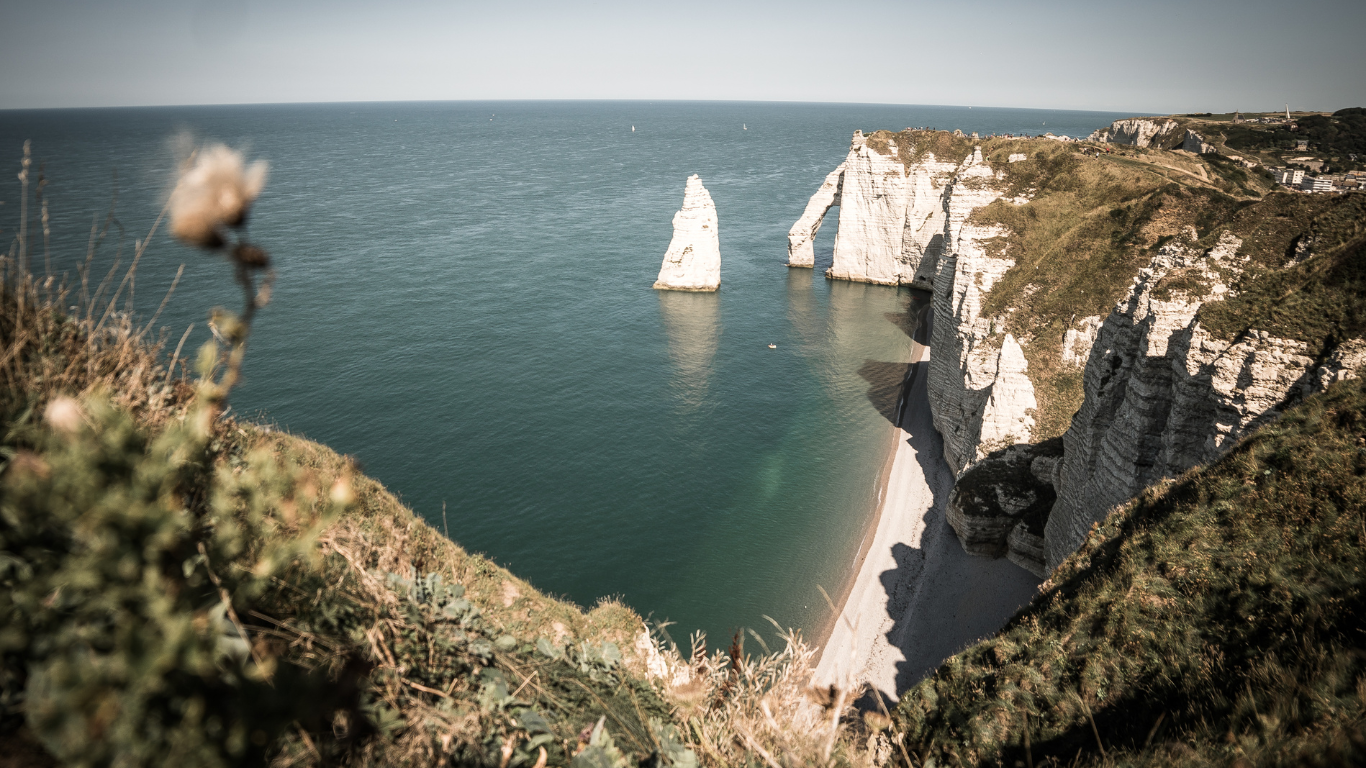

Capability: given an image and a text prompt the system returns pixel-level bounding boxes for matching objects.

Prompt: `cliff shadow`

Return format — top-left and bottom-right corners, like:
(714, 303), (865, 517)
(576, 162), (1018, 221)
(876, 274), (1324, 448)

(883, 288), (933, 342)
(881, 514), (1043, 695)
(858, 360), (913, 425)
(880, 357), (1042, 696)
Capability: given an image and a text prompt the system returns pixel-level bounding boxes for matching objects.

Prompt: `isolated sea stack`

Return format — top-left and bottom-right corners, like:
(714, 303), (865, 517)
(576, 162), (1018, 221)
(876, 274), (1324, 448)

(653, 174), (720, 292)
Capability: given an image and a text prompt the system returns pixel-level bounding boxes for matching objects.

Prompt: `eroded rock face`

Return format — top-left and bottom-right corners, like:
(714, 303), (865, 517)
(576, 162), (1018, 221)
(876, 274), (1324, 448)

(1182, 129), (1216, 155)
(1043, 232), (1346, 569)
(1089, 118), (1182, 148)
(927, 148), (1035, 476)
(787, 163), (845, 268)
(827, 131), (914, 286)
(653, 175), (720, 292)
(946, 438), (1062, 560)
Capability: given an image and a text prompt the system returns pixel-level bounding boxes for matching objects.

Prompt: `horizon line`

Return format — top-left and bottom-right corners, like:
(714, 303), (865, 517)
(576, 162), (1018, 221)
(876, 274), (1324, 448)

(0, 97), (1168, 115)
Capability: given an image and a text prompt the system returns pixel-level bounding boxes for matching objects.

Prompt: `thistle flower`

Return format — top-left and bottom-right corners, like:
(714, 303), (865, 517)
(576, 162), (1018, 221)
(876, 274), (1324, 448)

(169, 144), (268, 250)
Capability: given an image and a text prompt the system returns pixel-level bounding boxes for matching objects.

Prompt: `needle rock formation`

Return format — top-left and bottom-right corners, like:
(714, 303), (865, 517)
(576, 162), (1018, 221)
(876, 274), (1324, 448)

(653, 175), (720, 292)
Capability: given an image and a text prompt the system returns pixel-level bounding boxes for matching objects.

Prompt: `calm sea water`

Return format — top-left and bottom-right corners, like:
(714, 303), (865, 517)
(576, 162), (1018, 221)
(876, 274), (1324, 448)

(0, 101), (1131, 646)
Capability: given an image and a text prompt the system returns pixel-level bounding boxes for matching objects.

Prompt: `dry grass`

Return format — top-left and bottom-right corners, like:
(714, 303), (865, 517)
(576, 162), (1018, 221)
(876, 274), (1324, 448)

(0, 211), (194, 436)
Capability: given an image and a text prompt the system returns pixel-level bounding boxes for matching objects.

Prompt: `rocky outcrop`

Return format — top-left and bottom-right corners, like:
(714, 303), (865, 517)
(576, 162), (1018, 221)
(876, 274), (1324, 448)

(787, 164), (845, 268)
(946, 438), (1062, 562)
(1181, 129), (1216, 155)
(653, 175), (721, 292)
(1061, 316), (1103, 367)
(792, 134), (1044, 483)
(1089, 118), (1182, 148)
(790, 131), (960, 290)
(1317, 339), (1366, 387)
(1042, 231), (1357, 569)
(926, 148), (1036, 476)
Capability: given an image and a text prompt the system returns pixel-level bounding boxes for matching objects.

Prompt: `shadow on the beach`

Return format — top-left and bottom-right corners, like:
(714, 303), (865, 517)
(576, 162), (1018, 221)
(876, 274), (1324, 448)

(876, 352), (1042, 698)
(881, 517), (1043, 696)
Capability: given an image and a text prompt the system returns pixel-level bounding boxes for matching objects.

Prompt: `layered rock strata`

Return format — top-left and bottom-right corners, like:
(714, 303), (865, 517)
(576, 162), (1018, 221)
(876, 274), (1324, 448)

(1181, 129), (1216, 155)
(653, 175), (720, 292)
(1043, 231), (1354, 569)
(926, 149), (1039, 476)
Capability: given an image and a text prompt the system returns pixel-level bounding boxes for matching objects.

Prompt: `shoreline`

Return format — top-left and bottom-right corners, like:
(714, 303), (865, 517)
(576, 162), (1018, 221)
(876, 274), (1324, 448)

(811, 308), (1042, 698)
(811, 338), (926, 659)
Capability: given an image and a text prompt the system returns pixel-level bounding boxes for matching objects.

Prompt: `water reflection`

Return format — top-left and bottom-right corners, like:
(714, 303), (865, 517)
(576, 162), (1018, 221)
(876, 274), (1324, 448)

(658, 290), (721, 410)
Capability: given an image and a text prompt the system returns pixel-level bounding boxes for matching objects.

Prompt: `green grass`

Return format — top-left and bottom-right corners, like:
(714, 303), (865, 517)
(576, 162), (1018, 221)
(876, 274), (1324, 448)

(1199, 195), (1366, 354)
(893, 377), (1366, 767)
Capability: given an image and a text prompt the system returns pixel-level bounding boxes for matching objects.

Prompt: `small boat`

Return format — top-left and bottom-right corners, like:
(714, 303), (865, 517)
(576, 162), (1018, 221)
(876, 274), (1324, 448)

(631, 125), (635, 132)
(743, 124), (747, 130)
(767, 343), (777, 349)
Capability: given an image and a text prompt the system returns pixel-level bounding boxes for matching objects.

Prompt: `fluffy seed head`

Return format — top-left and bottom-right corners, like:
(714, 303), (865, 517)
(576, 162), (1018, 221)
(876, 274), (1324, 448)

(44, 396), (84, 433)
(169, 144), (268, 249)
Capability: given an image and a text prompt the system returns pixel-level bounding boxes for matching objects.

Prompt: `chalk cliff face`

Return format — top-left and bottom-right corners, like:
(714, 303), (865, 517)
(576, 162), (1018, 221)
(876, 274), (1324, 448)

(795, 136), (1038, 478)
(654, 175), (721, 292)
(946, 438), (1061, 574)
(1089, 118), (1182, 148)
(926, 148), (1037, 476)
(1043, 232), (1349, 569)
(792, 129), (1363, 578)
(789, 131), (958, 290)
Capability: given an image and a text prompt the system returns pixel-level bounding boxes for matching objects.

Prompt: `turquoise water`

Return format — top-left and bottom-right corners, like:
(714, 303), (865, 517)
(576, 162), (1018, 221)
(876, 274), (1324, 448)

(0, 102), (1130, 645)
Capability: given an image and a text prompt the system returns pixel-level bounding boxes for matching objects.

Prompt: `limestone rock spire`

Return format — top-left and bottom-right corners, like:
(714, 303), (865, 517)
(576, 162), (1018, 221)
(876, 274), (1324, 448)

(653, 175), (721, 292)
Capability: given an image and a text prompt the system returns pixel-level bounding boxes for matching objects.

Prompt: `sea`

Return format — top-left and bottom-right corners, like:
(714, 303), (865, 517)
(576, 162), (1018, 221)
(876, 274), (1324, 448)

(0, 101), (1133, 648)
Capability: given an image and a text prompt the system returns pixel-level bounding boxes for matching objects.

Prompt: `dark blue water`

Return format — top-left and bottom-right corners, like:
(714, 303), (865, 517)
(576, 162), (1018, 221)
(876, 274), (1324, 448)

(0, 101), (1131, 645)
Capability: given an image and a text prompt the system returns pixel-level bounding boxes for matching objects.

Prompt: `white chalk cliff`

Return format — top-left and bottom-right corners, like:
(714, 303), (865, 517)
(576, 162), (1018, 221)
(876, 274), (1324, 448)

(792, 136), (1038, 476)
(653, 175), (720, 292)
(1089, 118), (1182, 148)
(792, 129), (1366, 579)
(787, 131), (958, 290)
(926, 148), (1036, 475)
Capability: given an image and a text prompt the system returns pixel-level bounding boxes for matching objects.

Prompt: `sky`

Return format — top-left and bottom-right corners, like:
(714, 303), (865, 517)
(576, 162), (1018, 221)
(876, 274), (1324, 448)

(2, 0), (1363, 113)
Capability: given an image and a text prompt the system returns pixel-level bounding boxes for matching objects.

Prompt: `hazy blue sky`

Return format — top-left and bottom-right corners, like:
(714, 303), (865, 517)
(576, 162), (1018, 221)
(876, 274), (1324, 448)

(2, 0), (1363, 113)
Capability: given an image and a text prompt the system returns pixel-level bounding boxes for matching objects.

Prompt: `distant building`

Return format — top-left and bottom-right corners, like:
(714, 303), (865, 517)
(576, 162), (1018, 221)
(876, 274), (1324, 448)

(1301, 176), (1333, 192)
(1296, 139), (1309, 151)
(1275, 168), (1305, 186)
